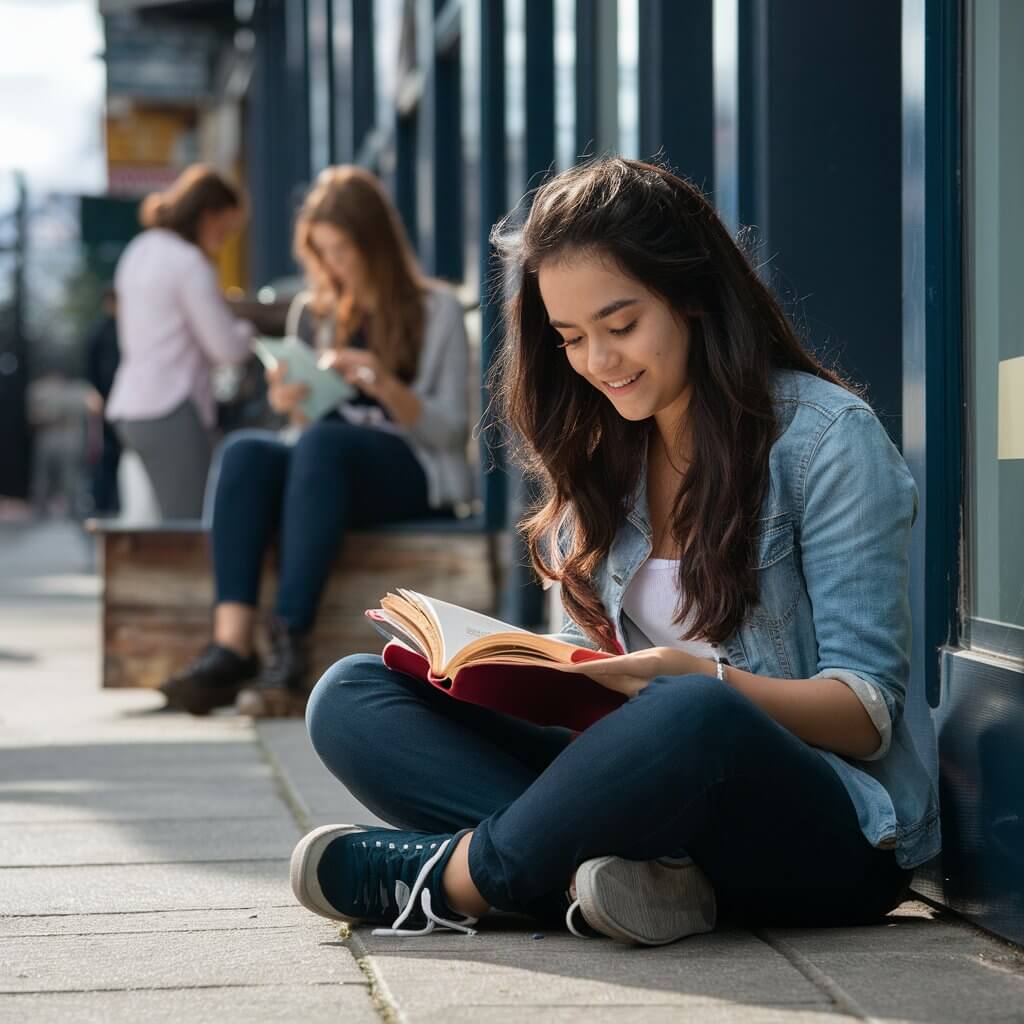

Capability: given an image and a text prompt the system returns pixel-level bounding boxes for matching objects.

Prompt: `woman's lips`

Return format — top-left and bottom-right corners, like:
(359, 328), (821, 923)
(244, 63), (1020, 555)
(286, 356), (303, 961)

(603, 369), (645, 396)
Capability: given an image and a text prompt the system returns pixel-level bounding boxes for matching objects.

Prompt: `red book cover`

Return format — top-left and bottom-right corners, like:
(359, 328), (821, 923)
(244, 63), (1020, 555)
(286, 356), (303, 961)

(380, 641), (626, 732)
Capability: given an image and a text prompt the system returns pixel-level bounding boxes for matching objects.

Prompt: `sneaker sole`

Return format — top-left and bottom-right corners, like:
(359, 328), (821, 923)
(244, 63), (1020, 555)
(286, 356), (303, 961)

(160, 681), (241, 717)
(575, 856), (717, 946)
(290, 824), (370, 922)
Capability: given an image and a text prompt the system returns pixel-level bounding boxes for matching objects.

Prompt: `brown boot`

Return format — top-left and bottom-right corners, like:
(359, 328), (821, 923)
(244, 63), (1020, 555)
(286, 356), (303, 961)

(235, 618), (310, 718)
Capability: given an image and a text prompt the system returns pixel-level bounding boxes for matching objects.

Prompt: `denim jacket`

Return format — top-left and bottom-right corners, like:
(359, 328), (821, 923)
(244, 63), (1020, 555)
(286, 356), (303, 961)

(552, 369), (940, 869)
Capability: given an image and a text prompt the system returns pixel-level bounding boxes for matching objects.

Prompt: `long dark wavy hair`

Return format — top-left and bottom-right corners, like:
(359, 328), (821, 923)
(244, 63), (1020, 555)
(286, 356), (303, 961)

(493, 158), (850, 651)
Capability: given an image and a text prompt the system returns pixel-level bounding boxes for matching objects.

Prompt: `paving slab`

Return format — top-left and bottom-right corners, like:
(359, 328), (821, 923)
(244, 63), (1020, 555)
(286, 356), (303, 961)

(0, 522), (93, 578)
(766, 943), (1024, 1024)
(0, 815), (299, 866)
(0, 904), (313, 938)
(437, 1007), (844, 1024)
(762, 901), (1024, 1023)
(765, 900), (1001, 956)
(0, 737), (270, 783)
(0, 778), (290, 823)
(0, 715), (258, 748)
(0, 859), (292, 916)
(354, 922), (834, 1016)
(0, 918), (365, 992)
(0, 983), (377, 1024)
(256, 720), (386, 828)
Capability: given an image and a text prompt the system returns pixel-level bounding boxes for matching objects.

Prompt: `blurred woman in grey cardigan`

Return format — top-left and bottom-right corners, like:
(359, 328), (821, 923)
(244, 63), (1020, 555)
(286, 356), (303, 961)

(159, 166), (472, 718)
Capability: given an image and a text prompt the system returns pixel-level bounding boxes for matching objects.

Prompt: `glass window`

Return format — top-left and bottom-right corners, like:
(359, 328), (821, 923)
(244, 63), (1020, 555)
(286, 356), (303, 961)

(617, 0), (638, 158)
(505, 0), (526, 207)
(460, 0), (481, 295)
(965, 0), (1024, 660)
(554, 0), (576, 170)
(307, 0), (333, 172)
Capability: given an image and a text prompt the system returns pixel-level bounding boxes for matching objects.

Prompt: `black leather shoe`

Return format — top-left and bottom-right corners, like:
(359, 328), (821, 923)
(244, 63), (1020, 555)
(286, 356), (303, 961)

(235, 618), (310, 718)
(160, 644), (261, 716)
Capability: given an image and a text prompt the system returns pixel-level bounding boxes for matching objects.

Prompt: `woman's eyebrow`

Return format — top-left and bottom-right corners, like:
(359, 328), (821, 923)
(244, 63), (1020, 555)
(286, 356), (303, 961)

(548, 297), (638, 329)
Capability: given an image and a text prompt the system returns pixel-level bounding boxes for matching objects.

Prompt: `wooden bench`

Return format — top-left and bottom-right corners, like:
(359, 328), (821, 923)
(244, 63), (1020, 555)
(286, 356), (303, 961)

(90, 518), (502, 690)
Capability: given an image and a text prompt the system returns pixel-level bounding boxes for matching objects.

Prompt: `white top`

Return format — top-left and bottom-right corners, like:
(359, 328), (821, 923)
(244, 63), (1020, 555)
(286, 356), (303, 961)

(106, 228), (255, 428)
(620, 557), (719, 660)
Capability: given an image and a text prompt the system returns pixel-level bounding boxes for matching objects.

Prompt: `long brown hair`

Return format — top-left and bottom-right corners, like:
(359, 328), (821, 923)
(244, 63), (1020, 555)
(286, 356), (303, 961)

(294, 166), (426, 382)
(139, 164), (241, 245)
(493, 158), (850, 650)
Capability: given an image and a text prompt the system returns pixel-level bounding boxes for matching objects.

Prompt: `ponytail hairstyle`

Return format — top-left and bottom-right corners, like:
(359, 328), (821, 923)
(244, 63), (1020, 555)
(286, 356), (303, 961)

(139, 164), (242, 246)
(493, 157), (851, 650)
(294, 165), (427, 382)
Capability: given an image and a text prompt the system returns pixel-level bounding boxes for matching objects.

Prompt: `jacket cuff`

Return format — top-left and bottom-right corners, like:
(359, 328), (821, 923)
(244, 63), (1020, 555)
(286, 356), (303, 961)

(813, 668), (893, 761)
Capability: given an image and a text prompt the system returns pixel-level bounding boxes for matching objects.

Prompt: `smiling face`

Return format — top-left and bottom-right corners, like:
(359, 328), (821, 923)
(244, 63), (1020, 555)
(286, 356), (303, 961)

(537, 251), (693, 434)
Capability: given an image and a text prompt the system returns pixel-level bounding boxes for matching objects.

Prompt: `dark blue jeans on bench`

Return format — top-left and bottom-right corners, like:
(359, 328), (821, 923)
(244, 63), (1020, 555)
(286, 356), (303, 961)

(307, 654), (913, 927)
(211, 419), (437, 633)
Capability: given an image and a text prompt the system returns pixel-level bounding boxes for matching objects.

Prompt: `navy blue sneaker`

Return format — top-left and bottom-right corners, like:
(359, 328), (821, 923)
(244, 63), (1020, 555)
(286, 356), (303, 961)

(290, 824), (478, 936)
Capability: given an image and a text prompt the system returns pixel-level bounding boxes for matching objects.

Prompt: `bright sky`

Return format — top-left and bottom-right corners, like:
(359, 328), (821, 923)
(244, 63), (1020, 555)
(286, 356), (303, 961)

(0, 0), (106, 196)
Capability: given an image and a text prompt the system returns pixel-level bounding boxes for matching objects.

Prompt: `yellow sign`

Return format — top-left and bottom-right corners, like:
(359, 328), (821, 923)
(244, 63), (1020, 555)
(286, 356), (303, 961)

(106, 109), (193, 166)
(998, 355), (1024, 460)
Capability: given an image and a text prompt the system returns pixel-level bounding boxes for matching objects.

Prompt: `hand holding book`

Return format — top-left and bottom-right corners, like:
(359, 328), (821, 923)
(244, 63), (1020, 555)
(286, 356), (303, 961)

(365, 590), (625, 731)
(558, 648), (694, 698)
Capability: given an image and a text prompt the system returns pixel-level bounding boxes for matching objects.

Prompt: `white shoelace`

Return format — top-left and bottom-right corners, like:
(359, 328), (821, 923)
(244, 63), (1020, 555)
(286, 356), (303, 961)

(565, 898), (589, 939)
(371, 837), (479, 937)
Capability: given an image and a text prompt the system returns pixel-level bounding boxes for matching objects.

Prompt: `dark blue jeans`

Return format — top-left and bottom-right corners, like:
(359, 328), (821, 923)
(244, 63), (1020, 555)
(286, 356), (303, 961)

(212, 420), (436, 632)
(307, 655), (913, 927)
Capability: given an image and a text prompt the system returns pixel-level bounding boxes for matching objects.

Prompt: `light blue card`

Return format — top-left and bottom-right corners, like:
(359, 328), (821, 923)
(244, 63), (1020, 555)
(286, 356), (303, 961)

(252, 336), (357, 421)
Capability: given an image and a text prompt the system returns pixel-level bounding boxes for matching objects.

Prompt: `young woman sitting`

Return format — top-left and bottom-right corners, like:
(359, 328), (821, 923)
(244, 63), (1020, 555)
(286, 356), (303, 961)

(160, 166), (472, 718)
(290, 158), (938, 945)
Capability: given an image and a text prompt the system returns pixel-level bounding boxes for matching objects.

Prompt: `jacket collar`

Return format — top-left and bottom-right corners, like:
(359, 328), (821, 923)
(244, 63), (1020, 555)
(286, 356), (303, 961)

(624, 443), (652, 540)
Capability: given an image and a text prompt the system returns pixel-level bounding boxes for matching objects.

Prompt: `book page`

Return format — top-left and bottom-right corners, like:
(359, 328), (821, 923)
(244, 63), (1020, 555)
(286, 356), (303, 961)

(445, 633), (596, 675)
(379, 594), (436, 657)
(366, 608), (425, 653)
(403, 590), (529, 667)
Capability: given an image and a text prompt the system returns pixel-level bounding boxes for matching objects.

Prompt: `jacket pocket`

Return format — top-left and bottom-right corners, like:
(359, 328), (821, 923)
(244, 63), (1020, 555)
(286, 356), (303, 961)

(748, 515), (801, 627)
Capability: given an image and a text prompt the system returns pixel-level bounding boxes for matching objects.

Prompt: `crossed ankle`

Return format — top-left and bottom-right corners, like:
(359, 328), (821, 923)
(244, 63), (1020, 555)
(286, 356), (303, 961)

(440, 831), (491, 919)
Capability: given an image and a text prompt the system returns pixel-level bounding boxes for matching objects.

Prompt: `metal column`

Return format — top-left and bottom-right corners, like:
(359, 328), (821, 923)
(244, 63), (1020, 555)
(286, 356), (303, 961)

(246, 0), (312, 287)
(479, 0), (507, 532)
(638, 0), (713, 188)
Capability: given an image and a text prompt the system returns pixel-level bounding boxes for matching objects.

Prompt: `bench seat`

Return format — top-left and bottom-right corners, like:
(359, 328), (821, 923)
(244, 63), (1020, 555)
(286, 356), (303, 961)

(89, 519), (501, 690)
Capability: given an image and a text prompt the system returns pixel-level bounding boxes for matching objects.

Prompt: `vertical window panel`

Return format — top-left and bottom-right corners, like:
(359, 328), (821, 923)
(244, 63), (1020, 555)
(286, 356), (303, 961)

(965, 0), (1024, 655)
(617, 0), (638, 157)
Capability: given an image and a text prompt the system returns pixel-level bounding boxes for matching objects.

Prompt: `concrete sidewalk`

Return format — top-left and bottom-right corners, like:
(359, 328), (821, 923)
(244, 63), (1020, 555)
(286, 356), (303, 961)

(1, 523), (1022, 1022)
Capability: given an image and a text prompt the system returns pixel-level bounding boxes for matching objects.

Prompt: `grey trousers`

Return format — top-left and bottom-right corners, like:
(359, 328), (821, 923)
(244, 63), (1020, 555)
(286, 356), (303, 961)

(114, 400), (213, 521)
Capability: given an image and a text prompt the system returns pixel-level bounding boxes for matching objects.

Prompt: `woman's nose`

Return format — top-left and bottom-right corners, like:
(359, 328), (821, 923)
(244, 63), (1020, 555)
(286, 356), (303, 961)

(587, 337), (617, 377)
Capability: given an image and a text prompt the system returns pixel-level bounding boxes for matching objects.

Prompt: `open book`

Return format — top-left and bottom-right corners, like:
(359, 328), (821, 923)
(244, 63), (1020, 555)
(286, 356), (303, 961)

(366, 590), (625, 731)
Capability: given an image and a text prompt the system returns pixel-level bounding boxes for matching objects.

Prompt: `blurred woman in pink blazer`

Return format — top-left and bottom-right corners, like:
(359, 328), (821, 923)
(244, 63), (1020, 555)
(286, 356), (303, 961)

(106, 165), (255, 519)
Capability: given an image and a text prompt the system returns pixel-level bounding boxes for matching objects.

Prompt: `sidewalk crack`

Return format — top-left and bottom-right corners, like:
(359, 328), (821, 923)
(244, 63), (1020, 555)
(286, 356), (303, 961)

(252, 725), (402, 1024)
(753, 929), (881, 1022)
